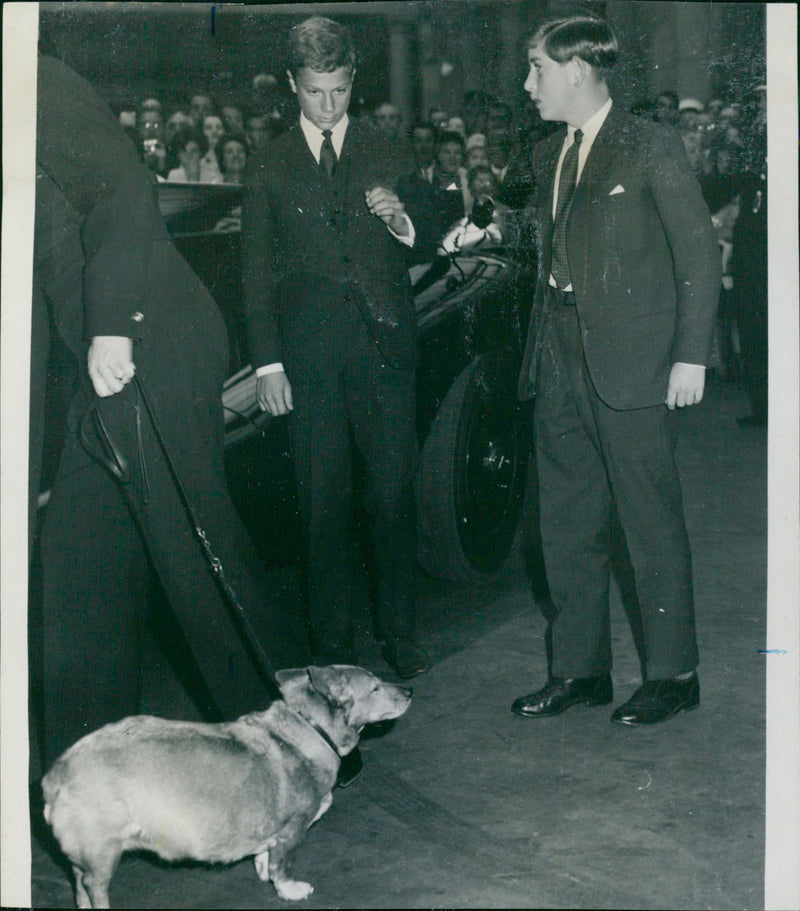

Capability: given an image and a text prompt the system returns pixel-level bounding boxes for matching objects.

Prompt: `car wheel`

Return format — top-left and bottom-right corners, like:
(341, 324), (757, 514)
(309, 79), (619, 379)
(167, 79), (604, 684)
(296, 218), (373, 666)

(416, 353), (529, 582)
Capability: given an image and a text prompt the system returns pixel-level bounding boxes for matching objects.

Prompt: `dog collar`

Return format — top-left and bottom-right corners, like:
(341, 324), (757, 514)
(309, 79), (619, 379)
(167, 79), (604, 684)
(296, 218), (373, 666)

(299, 670), (341, 758)
(303, 715), (341, 758)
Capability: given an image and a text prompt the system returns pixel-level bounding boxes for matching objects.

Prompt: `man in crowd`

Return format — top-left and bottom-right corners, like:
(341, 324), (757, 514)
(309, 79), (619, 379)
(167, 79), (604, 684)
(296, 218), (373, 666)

(513, 16), (720, 726)
(398, 122), (449, 263)
(241, 17), (428, 710)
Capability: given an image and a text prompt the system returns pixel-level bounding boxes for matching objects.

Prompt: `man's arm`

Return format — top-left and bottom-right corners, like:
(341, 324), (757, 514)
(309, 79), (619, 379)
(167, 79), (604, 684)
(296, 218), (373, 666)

(240, 155), (284, 370)
(646, 123), (722, 404)
(365, 186), (415, 246)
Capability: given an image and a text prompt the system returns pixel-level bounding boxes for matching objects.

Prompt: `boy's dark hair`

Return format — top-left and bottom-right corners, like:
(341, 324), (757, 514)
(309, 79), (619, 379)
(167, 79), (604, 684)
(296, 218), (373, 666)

(287, 17), (357, 77)
(526, 16), (618, 76)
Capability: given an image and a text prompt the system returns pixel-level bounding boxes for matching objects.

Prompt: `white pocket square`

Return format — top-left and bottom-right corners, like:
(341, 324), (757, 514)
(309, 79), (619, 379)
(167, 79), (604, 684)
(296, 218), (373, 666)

(609, 184), (625, 196)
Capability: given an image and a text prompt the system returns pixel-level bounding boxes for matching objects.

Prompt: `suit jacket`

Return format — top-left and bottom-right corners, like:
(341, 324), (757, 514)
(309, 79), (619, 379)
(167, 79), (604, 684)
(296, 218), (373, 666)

(33, 55), (235, 525)
(518, 106), (721, 409)
(241, 118), (417, 371)
(34, 56), (227, 374)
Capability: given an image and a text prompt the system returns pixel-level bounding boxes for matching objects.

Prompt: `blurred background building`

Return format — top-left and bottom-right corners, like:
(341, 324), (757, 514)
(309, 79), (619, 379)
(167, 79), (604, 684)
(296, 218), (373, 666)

(39, 1), (765, 133)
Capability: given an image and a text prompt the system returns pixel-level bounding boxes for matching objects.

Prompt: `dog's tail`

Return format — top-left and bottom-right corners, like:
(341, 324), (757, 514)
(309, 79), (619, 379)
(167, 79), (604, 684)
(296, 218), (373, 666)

(41, 759), (68, 825)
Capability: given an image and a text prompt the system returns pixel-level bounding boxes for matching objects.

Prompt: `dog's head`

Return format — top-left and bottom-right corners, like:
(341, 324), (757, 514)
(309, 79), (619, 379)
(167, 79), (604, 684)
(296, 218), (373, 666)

(275, 665), (412, 755)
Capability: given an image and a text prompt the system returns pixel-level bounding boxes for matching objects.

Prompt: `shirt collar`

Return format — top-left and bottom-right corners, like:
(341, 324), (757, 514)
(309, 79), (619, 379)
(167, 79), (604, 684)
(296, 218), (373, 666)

(299, 112), (349, 160)
(567, 97), (613, 147)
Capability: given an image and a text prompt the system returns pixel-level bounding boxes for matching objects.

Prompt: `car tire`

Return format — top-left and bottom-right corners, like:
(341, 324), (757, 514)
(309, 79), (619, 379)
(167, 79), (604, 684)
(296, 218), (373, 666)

(416, 353), (529, 582)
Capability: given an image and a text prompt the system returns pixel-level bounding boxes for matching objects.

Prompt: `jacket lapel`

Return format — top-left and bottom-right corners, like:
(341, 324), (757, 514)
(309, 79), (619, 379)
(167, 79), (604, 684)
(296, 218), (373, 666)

(569, 106), (623, 219)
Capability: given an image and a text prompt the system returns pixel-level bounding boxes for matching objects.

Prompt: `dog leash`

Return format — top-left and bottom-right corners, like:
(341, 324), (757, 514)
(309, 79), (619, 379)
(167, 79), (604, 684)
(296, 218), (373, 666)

(79, 375), (282, 693)
(81, 379), (348, 760)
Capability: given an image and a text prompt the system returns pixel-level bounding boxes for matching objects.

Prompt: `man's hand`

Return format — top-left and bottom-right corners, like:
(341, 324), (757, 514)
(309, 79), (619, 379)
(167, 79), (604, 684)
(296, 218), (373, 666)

(666, 362), (706, 410)
(257, 371), (293, 416)
(88, 336), (135, 397)
(365, 186), (409, 236)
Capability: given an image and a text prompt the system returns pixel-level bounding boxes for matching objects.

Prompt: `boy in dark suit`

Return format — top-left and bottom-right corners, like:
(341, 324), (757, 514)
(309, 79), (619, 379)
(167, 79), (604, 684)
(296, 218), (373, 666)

(241, 17), (428, 684)
(512, 17), (721, 725)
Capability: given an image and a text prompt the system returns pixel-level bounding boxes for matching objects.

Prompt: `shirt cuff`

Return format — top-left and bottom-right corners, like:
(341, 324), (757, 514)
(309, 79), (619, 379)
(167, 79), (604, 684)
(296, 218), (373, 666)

(388, 212), (415, 248)
(255, 363), (285, 376)
(674, 362), (706, 369)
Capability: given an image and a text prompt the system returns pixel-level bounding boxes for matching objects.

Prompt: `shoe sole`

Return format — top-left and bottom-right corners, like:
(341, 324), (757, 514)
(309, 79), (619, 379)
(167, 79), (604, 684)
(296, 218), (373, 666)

(610, 700), (700, 726)
(512, 695), (613, 718)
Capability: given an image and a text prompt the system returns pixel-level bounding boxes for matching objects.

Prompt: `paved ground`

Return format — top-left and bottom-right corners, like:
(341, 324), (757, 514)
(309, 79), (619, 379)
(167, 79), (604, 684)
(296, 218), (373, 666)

(29, 378), (770, 909)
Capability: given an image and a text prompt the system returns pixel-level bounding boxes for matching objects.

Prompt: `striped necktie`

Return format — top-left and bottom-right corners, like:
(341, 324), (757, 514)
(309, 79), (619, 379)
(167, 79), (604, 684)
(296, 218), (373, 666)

(319, 129), (337, 180)
(550, 129), (583, 289)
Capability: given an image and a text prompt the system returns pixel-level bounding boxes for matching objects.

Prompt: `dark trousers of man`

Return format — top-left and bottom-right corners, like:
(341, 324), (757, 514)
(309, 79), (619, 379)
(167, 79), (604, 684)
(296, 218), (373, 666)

(533, 300), (699, 682)
(39, 340), (308, 767)
(284, 284), (418, 663)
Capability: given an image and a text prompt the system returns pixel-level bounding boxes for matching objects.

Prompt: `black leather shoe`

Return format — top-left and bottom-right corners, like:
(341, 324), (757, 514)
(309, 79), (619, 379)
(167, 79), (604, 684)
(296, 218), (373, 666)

(511, 674), (613, 718)
(610, 673), (700, 725)
(383, 640), (429, 679)
(336, 746), (363, 788)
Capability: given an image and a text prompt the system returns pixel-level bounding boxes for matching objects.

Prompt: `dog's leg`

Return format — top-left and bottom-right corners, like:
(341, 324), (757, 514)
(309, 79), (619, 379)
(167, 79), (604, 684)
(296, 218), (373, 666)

(309, 792), (333, 827)
(72, 865), (92, 909)
(77, 845), (121, 909)
(266, 835), (314, 902)
(254, 850), (270, 882)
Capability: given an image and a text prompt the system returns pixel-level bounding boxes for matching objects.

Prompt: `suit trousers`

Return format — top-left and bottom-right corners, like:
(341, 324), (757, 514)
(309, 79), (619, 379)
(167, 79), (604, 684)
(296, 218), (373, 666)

(533, 303), (699, 681)
(284, 290), (418, 662)
(39, 356), (309, 767)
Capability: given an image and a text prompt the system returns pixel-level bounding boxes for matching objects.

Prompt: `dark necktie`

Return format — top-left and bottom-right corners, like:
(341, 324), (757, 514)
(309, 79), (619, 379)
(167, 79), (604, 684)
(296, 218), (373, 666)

(319, 129), (337, 180)
(550, 129), (583, 289)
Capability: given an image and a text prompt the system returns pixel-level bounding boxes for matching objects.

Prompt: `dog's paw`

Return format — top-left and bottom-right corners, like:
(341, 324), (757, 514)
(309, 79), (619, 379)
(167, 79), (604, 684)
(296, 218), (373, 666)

(275, 879), (314, 901)
(254, 851), (270, 882)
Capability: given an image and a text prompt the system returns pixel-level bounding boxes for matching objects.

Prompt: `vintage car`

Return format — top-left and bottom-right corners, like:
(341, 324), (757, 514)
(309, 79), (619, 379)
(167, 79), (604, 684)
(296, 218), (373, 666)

(157, 181), (536, 582)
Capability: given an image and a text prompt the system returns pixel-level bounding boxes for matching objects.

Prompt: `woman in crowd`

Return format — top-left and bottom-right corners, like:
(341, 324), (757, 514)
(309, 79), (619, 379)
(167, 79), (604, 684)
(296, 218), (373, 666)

(166, 126), (204, 183)
(199, 113), (225, 183)
(216, 133), (249, 185)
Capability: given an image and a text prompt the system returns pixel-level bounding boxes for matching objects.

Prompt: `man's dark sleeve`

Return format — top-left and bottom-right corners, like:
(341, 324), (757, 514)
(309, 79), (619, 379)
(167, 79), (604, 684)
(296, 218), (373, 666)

(35, 56), (167, 341)
(240, 154), (283, 367)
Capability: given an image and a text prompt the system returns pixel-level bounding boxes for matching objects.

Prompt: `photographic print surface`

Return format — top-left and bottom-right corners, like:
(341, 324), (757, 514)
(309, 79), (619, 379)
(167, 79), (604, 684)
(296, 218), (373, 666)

(2, 2), (798, 908)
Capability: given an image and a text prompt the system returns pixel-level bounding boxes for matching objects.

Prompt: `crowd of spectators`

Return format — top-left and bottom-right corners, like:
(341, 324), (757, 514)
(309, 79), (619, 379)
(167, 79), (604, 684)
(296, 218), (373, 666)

(119, 78), (288, 186)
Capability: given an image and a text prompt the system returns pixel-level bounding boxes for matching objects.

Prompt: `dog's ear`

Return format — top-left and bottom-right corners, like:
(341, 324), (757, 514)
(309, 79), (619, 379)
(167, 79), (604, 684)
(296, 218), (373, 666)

(307, 666), (354, 710)
(275, 668), (307, 689)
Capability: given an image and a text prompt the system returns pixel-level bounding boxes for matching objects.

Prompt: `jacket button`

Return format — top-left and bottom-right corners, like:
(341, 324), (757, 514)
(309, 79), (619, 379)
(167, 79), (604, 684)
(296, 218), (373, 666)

(132, 311), (144, 323)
